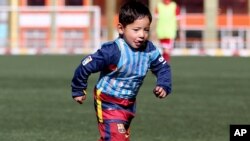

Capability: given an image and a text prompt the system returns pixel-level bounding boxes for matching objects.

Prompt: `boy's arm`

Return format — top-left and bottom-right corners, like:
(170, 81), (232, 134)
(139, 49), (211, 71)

(150, 55), (172, 95)
(71, 43), (120, 98)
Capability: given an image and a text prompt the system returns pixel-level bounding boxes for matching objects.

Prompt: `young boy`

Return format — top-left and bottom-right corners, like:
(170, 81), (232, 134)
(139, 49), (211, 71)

(71, 1), (172, 141)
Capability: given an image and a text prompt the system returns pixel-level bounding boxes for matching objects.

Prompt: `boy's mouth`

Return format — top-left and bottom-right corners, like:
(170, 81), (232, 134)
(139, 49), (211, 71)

(134, 41), (144, 46)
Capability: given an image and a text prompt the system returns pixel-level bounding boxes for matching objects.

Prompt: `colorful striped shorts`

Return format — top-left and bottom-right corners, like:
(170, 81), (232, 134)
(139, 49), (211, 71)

(94, 88), (136, 141)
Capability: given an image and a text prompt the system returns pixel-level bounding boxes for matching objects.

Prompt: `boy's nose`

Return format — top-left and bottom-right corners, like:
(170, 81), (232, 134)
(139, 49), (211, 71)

(139, 31), (145, 38)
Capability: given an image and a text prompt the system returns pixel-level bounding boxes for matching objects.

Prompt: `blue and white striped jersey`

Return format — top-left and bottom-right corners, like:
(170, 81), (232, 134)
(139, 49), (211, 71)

(71, 38), (172, 99)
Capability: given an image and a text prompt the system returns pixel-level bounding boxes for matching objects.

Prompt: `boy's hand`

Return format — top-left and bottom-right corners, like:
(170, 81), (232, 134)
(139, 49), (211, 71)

(73, 95), (86, 104)
(153, 86), (167, 99)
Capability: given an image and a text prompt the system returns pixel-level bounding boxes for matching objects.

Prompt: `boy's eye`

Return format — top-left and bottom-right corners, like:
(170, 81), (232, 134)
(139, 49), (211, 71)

(132, 28), (150, 32)
(133, 29), (139, 31)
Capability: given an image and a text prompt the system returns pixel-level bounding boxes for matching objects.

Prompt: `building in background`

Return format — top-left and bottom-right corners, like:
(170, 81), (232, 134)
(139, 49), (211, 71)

(173, 0), (250, 56)
(0, 0), (8, 48)
(1, 0), (100, 54)
(0, 0), (250, 56)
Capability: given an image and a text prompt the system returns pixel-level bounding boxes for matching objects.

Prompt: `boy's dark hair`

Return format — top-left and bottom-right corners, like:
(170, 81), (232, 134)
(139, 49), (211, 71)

(119, 1), (152, 27)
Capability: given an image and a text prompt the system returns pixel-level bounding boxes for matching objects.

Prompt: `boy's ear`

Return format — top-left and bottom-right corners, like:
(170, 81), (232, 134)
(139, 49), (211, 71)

(117, 23), (124, 35)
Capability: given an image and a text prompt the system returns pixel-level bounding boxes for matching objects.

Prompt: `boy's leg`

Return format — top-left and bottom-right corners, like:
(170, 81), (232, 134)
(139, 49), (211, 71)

(98, 121), (130, 141)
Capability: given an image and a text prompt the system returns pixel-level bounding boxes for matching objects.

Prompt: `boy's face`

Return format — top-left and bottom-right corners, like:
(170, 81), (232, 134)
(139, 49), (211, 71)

(118, 17), (151, 49)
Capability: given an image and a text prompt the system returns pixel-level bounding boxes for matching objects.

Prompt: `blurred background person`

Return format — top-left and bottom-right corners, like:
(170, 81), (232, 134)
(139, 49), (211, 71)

(155, 0), (180, 62)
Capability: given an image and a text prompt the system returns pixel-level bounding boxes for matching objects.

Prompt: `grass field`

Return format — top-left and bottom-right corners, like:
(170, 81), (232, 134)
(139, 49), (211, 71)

(0, 55), (249, 141)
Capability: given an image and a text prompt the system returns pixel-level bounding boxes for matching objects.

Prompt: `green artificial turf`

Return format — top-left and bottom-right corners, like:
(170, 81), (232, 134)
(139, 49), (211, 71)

(0, 55), (249, 141)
